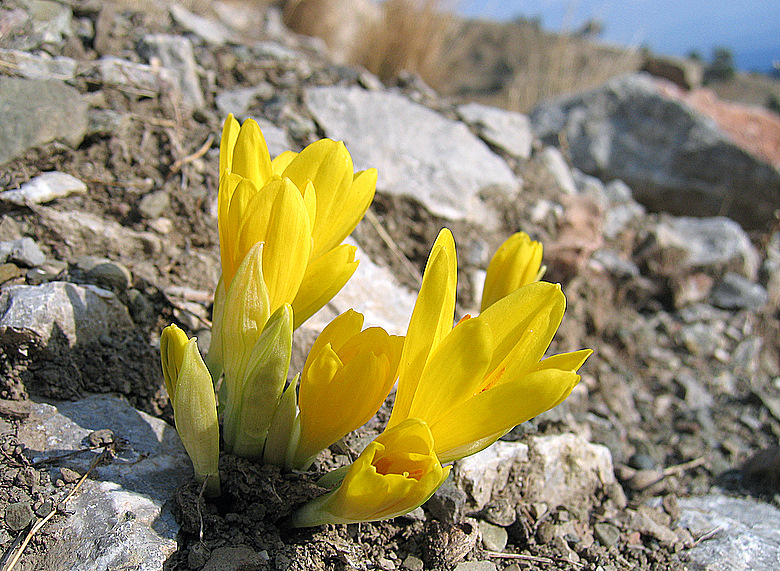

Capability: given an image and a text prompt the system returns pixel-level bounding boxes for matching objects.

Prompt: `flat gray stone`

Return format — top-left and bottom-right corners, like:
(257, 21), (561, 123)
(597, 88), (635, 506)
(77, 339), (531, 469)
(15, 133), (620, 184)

(139, 34), (204, 112)
(305, 86), (518, 222)
(1, 171), (87, 205)
(530, 73), (780, 230)
(0, 237), (46, 267)
(0, 77), (88, 165)
(0, 48), (77, 81)
(678, 495), (780, 571)
(458, 101), (533, 160)
(98, 57), (179, 99)
(710, 272), (768, 310)
(17, 395), (192, 571)
(169, 4), (238, 45)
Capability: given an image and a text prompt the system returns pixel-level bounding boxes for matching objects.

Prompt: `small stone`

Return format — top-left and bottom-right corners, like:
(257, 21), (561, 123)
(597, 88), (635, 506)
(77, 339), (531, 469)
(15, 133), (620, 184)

(202, 545), (268, 571)
(453, 561), (497, 571)
(138, 190), (171, 219)
(35, 501), (54, 518)
(0, 172), (86, 205)
(60, 467), (81, 484)
(401, 555), (424, 571)
(76, 256), (133, 291)
(481, 498), (516, 527)
(4, 501), (34, 531)
(0, 263), (24, 284)
(479, 519), (508, 552)
(426, 476), (467, 523)
(5, 237), (46, 268)
(710, 272), (768, 310)
(593, 522), (621, 548)
(88, 428), (115, 448)
(188, 543), (210, 569)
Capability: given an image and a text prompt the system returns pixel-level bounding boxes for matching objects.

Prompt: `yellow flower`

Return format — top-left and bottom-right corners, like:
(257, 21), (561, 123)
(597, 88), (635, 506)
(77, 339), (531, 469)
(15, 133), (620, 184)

(481, 231), (545, 312)
(388, 229), (591, 463)
(291, 419), (449, 527)
(160, 324), (220, 496)
(292, 309), (404, 469)
(217, 114), (376, 328)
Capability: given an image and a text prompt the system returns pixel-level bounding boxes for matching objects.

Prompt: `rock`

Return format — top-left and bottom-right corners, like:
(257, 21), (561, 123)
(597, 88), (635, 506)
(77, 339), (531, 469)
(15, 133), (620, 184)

(0, 48), (77, 81)
(481, 498), (516, 527)
(3, 501), (34, 531)
(0, 77), (88, 166)
(539, 146), (577, 195)
(27, 0), (73, 45)
(98, 57), (179, 101)
(0, 281), (135, 347)
(457, 102), (533, 159)
(645, 215), (760, 279)
(479, 520), (508, 552)
(305, 86), (518, 222)
(426, 475), (468, 523)
(401, 555), (424, 571)
(530, 73), (780, 230)
(709, 272), (768, 310)
(1, 171), (87, 205)
(678, 495), (780, 571)
(169, 4), (238, 45)
(215, 86), (264, 120)
(631, 506), (678, 547)
(139, 34), (205, 112)
(202, 545), (269, 571)
(590, 249), (640, 279)
(16, 395), (191, 571)
(454, 441), (527, 510)
(522, 433), (615, 511)
(593, 521), (621, 548)
(453, 562), (497, 571)
(75, 256), (133, 291)
(0, 237), (46, 268)
(138, 190), (171, 219)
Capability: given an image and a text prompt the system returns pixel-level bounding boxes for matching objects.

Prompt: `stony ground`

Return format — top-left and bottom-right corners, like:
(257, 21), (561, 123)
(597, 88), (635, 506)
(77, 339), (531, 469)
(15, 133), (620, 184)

(0, 1), (779, 570)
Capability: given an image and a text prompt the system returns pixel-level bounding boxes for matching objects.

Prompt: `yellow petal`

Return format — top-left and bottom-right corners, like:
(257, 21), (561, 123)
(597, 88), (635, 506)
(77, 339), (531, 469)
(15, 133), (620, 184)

(271, 150), (298, 176)
(430, 368), (581, 463)
(291, 244), (359, 329)
(388, 228), (457, 428)
(301, 309), (364, 381)
(291, 419), (449, 526)
(219, 114), (240, 175)
(160, 323), (190, 400)
(478, 281), (565, 375)
(481, 232), (544, 311)
(218, 171), (244, 286)
(407, 317), (492, 426)
(230, 118), (273, 187)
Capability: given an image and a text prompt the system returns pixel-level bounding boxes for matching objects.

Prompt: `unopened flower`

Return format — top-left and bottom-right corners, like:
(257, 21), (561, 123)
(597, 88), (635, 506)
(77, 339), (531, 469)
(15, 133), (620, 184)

(291, 309), (403, 469)
(388, 229), (591, 463)
(291, 419), (449, 527)
(481, 231), (544, 311)
(160, 324), (220, 496)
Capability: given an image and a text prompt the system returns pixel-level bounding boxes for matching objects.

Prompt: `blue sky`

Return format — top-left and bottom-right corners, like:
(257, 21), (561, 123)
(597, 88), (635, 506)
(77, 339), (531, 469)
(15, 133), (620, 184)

(457, 0), (780, 72)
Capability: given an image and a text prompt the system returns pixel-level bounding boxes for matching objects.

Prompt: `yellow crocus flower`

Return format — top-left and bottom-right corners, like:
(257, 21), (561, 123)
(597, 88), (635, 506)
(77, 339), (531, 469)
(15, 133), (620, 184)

(291, 418), (449, 527)
(292, 309), (403, 469)
(481, 231), (545, 312)
(388, 229), (592, 463)
(160, 324), (220, 496)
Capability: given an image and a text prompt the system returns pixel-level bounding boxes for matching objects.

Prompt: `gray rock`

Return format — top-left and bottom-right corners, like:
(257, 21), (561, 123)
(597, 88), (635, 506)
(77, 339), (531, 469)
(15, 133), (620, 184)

(0, 237), (46, 267)
(522, 433), (615, 511)
(539, 146), (578, 195)
(455, 441), (528, 510)
(0, 77), (88, 166)
(305, 86), (518, 222)
(202, 545), (270, 571)
(75, 256), (133, 291)
(458, 102), (533, 160)
(138, 190), (170, 219)
(710, 272), (768, 310)
(590, 249), (640, 279)
(0, 48), (77, 81)
(169, 4), (238, 45)
(603, 202), (646, 240)
(27, 0), (73, 45)
(215, 87), (264, 120)
(3, 501), (34, 531)
(401, 555), (424, 571)
(0, 281), (135, 347)
(481, 498), (516, 527)
(530, 73), (780, 230)
(1, 171), (87, 205)
(453, 562), (497, 571)
(479, 519), (508, 552)
(678, 495), (780, 571)
(16, 395), (192, 571)
(98, 57), (179, 100)
(593, 521), (621, 548)
(426, 476), (468, 523)
(139, 34), (204, 112)
(647, 215), (760, 279)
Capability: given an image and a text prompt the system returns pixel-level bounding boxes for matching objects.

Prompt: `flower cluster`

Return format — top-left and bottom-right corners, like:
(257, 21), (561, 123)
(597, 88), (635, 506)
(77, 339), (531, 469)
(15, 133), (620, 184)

(160, 116), (591, 525)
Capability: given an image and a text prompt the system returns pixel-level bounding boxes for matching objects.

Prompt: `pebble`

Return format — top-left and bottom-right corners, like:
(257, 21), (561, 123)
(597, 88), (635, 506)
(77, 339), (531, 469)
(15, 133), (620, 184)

(453, 561), (497, 571)
(59, 467), (81, 484)
(4, 501), (34, 531)
(0, 172), (87, 205)
(138, 190), (171, 219)
(593, 522), (621, 548)
(478, 519), (508, 552)
(426, 476), (467, 523)
(76, 256), (133, 291)
(481, 498), (516, 527)
(401, 555), (424, 571)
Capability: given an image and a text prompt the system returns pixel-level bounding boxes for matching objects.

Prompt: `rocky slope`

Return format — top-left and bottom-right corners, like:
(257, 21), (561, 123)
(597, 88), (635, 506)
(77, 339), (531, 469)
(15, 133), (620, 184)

(0, 1), (778, 570)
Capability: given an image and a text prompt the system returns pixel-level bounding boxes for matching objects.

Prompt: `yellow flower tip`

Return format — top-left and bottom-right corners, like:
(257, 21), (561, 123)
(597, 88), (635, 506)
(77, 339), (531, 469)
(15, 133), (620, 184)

(481, 231), (545, 312)
(293, 310), (403, 469)
(291, 419), (449, 527)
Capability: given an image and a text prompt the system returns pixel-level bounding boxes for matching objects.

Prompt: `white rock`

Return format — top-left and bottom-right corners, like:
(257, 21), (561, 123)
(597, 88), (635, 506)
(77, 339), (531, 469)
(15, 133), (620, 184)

(454, 441), (528, 510)
(1, 171), (87, 206)
(305, 86), (518, 223)
(458, 102), (533, 160)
